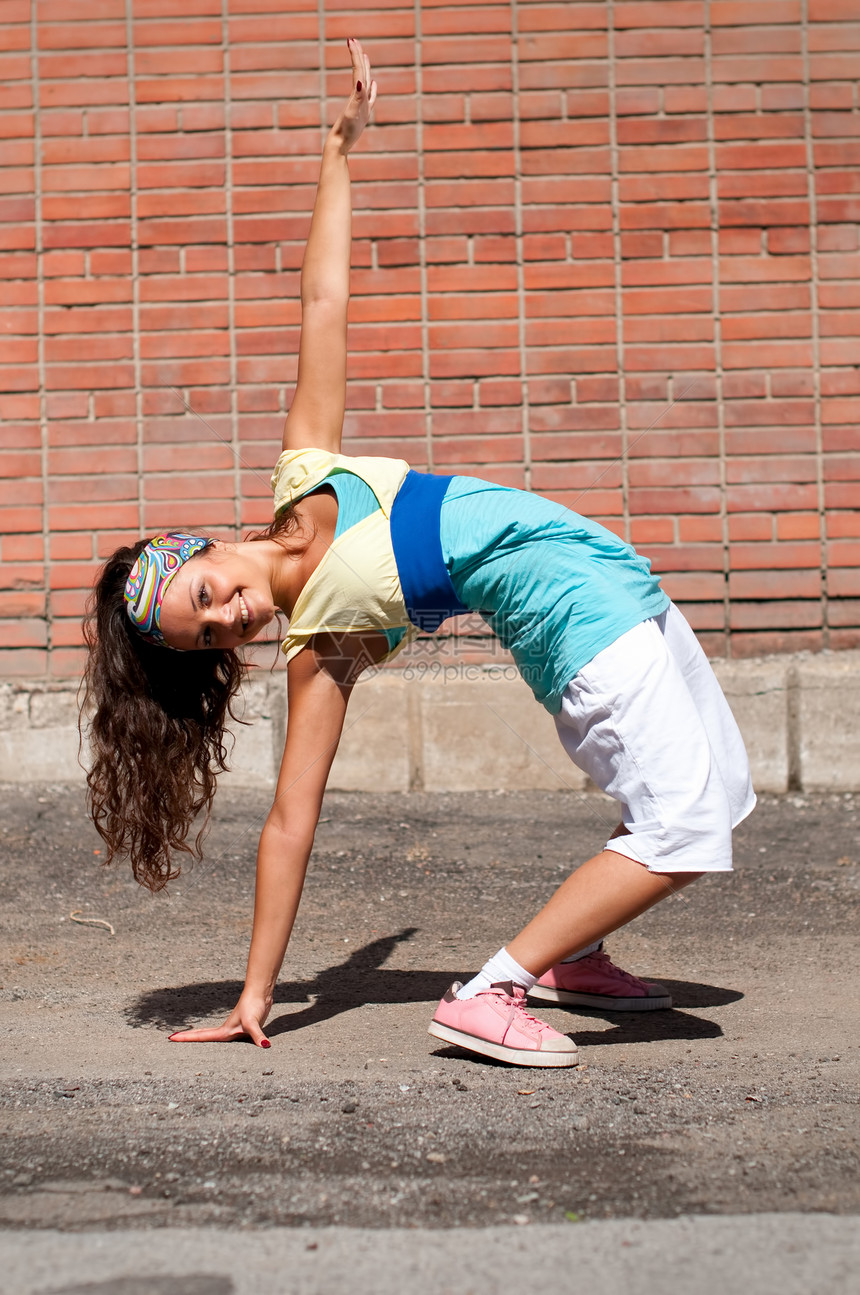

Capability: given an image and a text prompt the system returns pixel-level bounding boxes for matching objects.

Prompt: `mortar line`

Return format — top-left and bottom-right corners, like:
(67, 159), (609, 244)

(607, 1), (630, 543)
(801, 0), (827, 649)
(510, 0), (531, 491)
(125, 0), (144, 539)
(481, 703), (616, 829)
(222, 0), (241, 539)
(414, 0), (433, 472)
(30, 5), (50, 672)
(406, 684), (424, 792)
(785, 662), (801, 791)
(704, 2), (730, 653)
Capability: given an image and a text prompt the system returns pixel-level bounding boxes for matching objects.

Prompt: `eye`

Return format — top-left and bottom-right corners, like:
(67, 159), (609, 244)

(198, 583), (209, 607)
(202, 626), (212, 649)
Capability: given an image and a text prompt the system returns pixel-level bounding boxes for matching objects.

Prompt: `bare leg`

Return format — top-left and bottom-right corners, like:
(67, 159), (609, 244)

(506, 847), (703, 978)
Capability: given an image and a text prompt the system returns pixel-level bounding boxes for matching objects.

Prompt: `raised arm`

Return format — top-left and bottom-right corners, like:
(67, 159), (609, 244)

(282, 39), (377, 456)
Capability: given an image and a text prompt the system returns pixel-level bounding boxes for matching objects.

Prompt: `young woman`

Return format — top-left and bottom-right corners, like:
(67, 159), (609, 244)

(83, 41), (755, 1068)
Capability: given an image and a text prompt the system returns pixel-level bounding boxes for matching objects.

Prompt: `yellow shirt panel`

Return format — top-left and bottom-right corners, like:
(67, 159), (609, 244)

(269, 448), (417, 664)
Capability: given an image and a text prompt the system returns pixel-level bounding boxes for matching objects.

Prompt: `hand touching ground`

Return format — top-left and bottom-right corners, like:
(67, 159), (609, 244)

(168, 990), (273, 1048)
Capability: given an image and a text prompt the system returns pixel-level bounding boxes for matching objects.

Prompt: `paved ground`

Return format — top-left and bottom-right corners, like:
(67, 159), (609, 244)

(0, 1215), (858, 1295)
(0, 783), (857, 1292)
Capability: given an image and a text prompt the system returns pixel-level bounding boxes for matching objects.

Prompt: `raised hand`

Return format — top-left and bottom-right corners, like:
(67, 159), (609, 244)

(332, 37), (377, 155)
(168, 989), (273, 1048)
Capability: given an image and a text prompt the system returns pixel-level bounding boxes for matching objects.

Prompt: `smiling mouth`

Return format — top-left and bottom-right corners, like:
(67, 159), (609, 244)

(239, 593), (250, 631)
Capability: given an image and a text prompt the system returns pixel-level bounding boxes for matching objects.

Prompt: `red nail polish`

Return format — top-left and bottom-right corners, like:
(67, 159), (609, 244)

(260, 1038), (271, 1048)
(356, 81), (362, 93)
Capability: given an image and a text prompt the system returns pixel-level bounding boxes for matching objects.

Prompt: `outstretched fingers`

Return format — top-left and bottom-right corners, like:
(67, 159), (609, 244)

(168, 1026), (235, 1044)
(168, 1023), (270, 1047)
(346, 35), (363, 77)
(347, 37), (377, 110)
(363, 51), (377, 109)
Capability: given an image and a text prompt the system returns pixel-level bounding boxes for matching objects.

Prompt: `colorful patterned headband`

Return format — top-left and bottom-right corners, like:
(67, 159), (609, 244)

(124, 533), (211, 647)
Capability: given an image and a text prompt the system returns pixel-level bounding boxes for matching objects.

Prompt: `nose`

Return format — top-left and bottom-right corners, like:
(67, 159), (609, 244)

(201, 601), (235, 632)
(218, 599), (238, 629)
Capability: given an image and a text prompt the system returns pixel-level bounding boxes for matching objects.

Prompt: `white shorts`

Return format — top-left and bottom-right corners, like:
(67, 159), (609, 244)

(555, 603), (756, 873)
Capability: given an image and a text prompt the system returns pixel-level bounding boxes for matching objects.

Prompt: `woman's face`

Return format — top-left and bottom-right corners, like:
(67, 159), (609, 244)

(158, 543), (277, 651)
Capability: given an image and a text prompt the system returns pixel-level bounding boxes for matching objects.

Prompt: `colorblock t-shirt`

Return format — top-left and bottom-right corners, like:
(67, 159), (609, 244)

(439, 476), (669, 712)
(271, 450), (669, 712)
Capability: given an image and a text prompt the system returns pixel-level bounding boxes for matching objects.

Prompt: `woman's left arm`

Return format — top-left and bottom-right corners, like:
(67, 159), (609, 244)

(282, 38), (377, 457)
(168, 629), (388, 1046)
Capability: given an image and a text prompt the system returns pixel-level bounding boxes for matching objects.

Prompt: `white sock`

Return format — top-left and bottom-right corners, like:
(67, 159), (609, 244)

(456, 947), (537, 1000)
(561, 940), (603, 964)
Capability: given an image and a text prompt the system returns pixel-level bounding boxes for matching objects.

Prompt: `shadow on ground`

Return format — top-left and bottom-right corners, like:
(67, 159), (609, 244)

(127, 928), (741, 1046)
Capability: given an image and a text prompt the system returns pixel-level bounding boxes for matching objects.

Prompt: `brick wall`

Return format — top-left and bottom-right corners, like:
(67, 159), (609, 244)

(1, 0), (858, 678)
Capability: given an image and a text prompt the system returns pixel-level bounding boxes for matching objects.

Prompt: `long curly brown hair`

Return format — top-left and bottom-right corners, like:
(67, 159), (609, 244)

(81, 510), (300, 892)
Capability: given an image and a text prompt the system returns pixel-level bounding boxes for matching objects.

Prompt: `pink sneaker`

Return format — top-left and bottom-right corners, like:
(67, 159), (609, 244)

(428, 981), (578, 1067)
(528, 947), (672, 1012)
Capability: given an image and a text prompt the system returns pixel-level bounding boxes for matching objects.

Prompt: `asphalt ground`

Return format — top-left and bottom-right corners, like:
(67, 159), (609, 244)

(0, 782), (857, 1293)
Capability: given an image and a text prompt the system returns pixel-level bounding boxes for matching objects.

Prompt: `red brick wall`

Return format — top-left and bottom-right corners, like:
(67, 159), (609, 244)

(1, 0), (859, 677)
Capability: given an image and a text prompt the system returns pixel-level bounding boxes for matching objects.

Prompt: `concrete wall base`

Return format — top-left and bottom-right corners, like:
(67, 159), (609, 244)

(2, 651), (859, 793)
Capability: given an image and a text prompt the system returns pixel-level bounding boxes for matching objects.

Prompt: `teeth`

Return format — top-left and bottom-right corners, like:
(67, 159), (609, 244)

(239, 594), (249, 630)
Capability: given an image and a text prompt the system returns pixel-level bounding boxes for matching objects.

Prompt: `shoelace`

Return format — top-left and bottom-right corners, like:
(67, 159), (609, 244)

(486, 986), (555, 1037)
(583, 950), (645, 989)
